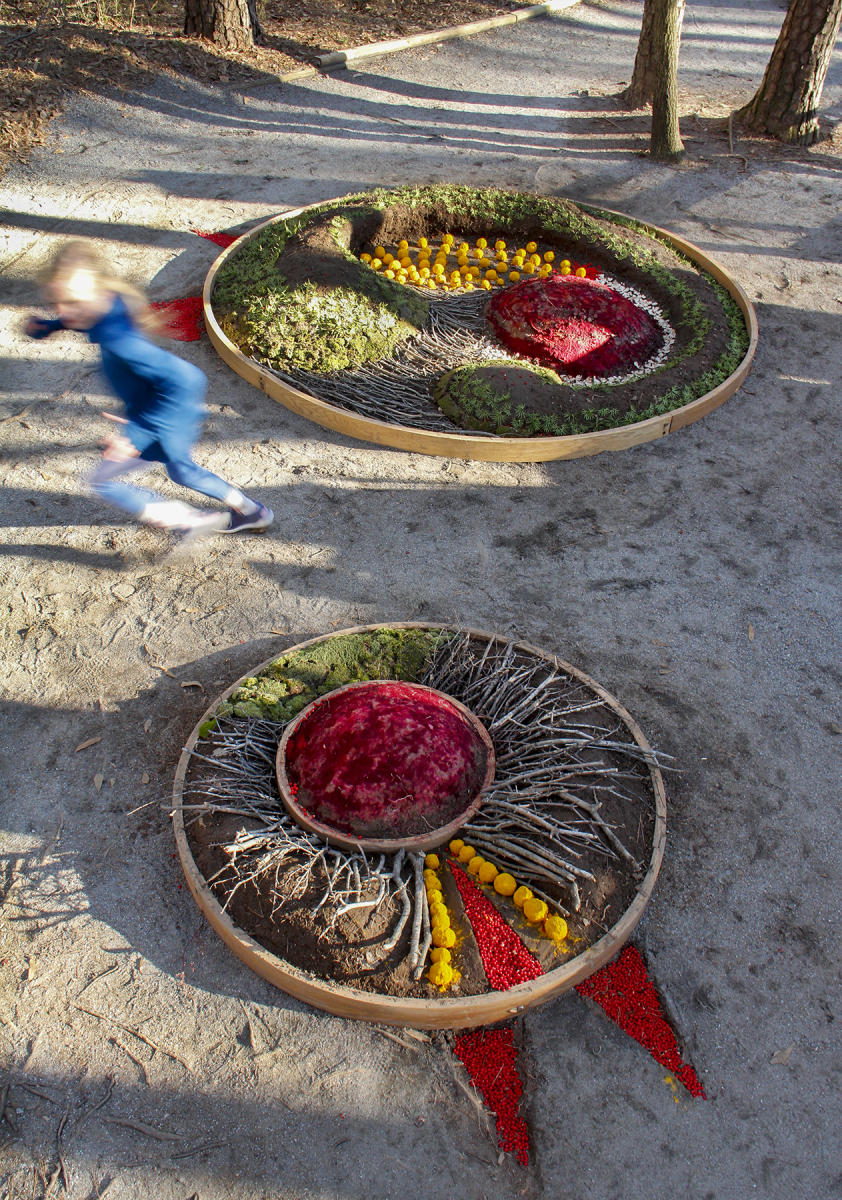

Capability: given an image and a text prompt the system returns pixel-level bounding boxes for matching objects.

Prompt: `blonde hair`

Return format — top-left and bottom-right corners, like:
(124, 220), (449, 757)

(42, 240), (161, 334)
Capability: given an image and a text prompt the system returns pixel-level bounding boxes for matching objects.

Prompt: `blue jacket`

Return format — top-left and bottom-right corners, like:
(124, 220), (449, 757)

(32, 296), (207, 460)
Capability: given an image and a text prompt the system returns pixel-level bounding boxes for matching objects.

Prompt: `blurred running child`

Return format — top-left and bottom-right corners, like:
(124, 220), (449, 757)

(26, 240), (273, 540)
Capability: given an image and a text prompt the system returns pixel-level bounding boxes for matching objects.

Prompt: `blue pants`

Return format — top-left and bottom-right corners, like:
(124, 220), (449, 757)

(89, 452), (233, 517)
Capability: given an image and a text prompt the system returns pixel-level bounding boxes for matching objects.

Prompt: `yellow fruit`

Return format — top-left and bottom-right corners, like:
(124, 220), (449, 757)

(523, 263), (535, 275)
(478, 861), (498, 885)
(457, 844), (476, 863)
(476, 237), (487, 249)
(360, 252), (372, 263)
(469, 267), (480, 278)
(396, 271), (408, 283)
(495, 239), (506, 251)
(432, 264), (445, 277)
(450, 271), (461, 283)
(494, 872), (517, 897)
(430, 946), (451, 963)
(484, 269), (497, 280)
(423, 868), (438, 884)
(467, 855), (485, 874)
(430, 901), (449, 924)
(513, 885), (533, 908)
(496, 251), (508, 263)
(425, 855), (441, 874)
(575, 266), (587, 277)
(383, 269), (395, 279)
(543, 250), (555, 263)
(559, 265), (571, 275)
(508, 271), (520, 282)
(543, 913), (568, 941)
(398, 239), (408, 250)
(458, 242), (469, 254)
(419, 266), (430, 278)
(426, 278), (437, 289)
(375, 245), (386, 258)
(526, 240), (537, 253)
(560, 259), (571, 269)
(428, 960), (454, 988)
(523, 897), (549, 924)
(464, 281), (474, 291)
(418, 236), (428, 249)
(443, 233), (454, 244)
(383, 252), (394, 265)
(370, 258), (382, 270)
(426, 887), (443, 905)
(433, 926), (456, 948)
(529, 253), (542, 266)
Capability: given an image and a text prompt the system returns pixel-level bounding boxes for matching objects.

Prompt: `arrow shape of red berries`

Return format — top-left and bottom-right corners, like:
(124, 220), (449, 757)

(450, 865), (705, 1166)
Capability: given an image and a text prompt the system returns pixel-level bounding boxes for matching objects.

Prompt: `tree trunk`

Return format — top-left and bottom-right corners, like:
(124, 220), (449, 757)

(184, 0), (262, 51)
(735, 0), (842, 145)
(620, 0), (685, 108)
(649, 0), (685, 160)
(620, 0), (659, 108)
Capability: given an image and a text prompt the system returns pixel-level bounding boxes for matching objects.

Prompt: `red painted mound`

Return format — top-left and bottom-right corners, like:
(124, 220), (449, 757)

(486, 275), (663, 378)
(283, 682), (491, 840)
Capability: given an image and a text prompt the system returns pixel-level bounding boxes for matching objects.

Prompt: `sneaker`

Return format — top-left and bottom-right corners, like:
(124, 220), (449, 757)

(222, 503), (274, 533)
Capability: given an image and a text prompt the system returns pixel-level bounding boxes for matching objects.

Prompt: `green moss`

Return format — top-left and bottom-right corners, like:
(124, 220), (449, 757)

(219, 282), (422, 373)
(217, 628), (446, 723)
(212, 212), (427, 374)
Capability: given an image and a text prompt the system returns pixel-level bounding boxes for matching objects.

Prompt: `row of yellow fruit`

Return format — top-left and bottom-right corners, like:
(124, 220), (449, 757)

(360, 235), (587, 292)
(448, 839), (568, 944)
(423, 853), (460, 990)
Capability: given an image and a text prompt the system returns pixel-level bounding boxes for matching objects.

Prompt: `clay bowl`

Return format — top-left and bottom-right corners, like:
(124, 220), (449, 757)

(276, 679), (496, 853)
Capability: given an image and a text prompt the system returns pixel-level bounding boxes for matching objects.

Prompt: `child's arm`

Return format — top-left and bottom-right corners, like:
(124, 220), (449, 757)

(25, 316), (65, 339)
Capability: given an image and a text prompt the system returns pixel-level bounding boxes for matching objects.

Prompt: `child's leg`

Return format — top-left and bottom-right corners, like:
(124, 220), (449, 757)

(89, 456), (160, 517)
(88, 458), (224, 531)
(165, 455), (262, 515)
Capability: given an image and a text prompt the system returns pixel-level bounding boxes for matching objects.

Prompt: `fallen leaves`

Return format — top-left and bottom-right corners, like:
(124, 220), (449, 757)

(770, 1044), (795, 1065)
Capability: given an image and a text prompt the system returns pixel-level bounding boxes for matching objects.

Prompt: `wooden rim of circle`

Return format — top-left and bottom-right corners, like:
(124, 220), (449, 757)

(172, 623), (667, 1029)
(202, 197), (758, 463)
(275, 679), (496, 854)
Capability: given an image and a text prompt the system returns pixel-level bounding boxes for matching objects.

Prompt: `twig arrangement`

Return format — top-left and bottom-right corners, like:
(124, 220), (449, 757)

(181, 632), (662, 983)
(267, 290), (507, 433)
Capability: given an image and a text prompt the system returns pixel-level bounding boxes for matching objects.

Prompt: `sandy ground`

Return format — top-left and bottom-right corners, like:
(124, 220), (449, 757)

(1, 1), (842, 1197)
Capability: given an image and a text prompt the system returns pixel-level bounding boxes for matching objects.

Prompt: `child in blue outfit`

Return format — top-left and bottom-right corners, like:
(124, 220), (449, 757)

(26, 240), (273, 539)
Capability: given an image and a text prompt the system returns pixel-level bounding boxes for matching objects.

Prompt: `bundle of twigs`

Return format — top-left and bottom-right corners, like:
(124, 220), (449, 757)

(267, 290), (507, 433)
(182, 718), (432, 977)
(418, 632), (663, 913)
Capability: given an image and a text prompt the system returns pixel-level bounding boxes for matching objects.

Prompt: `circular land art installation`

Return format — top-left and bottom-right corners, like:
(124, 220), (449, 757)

(173, 625), (667, 1029)
(203, 185), (757, 461)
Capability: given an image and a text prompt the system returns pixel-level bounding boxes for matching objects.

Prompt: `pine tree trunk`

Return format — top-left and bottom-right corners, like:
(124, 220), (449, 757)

(649, 0), (685, 160)
(184, 0), (262, 51)
(735, 0), (842, 145)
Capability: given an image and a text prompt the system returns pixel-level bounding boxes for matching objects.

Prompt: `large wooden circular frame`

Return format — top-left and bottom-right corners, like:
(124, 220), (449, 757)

(202, 199), (758, 463)
(172, 624), (667, 1029)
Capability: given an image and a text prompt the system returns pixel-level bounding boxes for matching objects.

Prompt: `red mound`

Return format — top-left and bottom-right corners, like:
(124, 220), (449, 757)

(283, 682), (491, 839)
(486, 274), (663, 378)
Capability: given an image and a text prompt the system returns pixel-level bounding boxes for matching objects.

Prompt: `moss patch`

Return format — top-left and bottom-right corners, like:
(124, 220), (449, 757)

(215, 628), (445, 725)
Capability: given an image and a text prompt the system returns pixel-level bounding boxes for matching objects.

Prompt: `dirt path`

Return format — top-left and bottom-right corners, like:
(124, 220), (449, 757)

(1, 2), (841, 1197)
